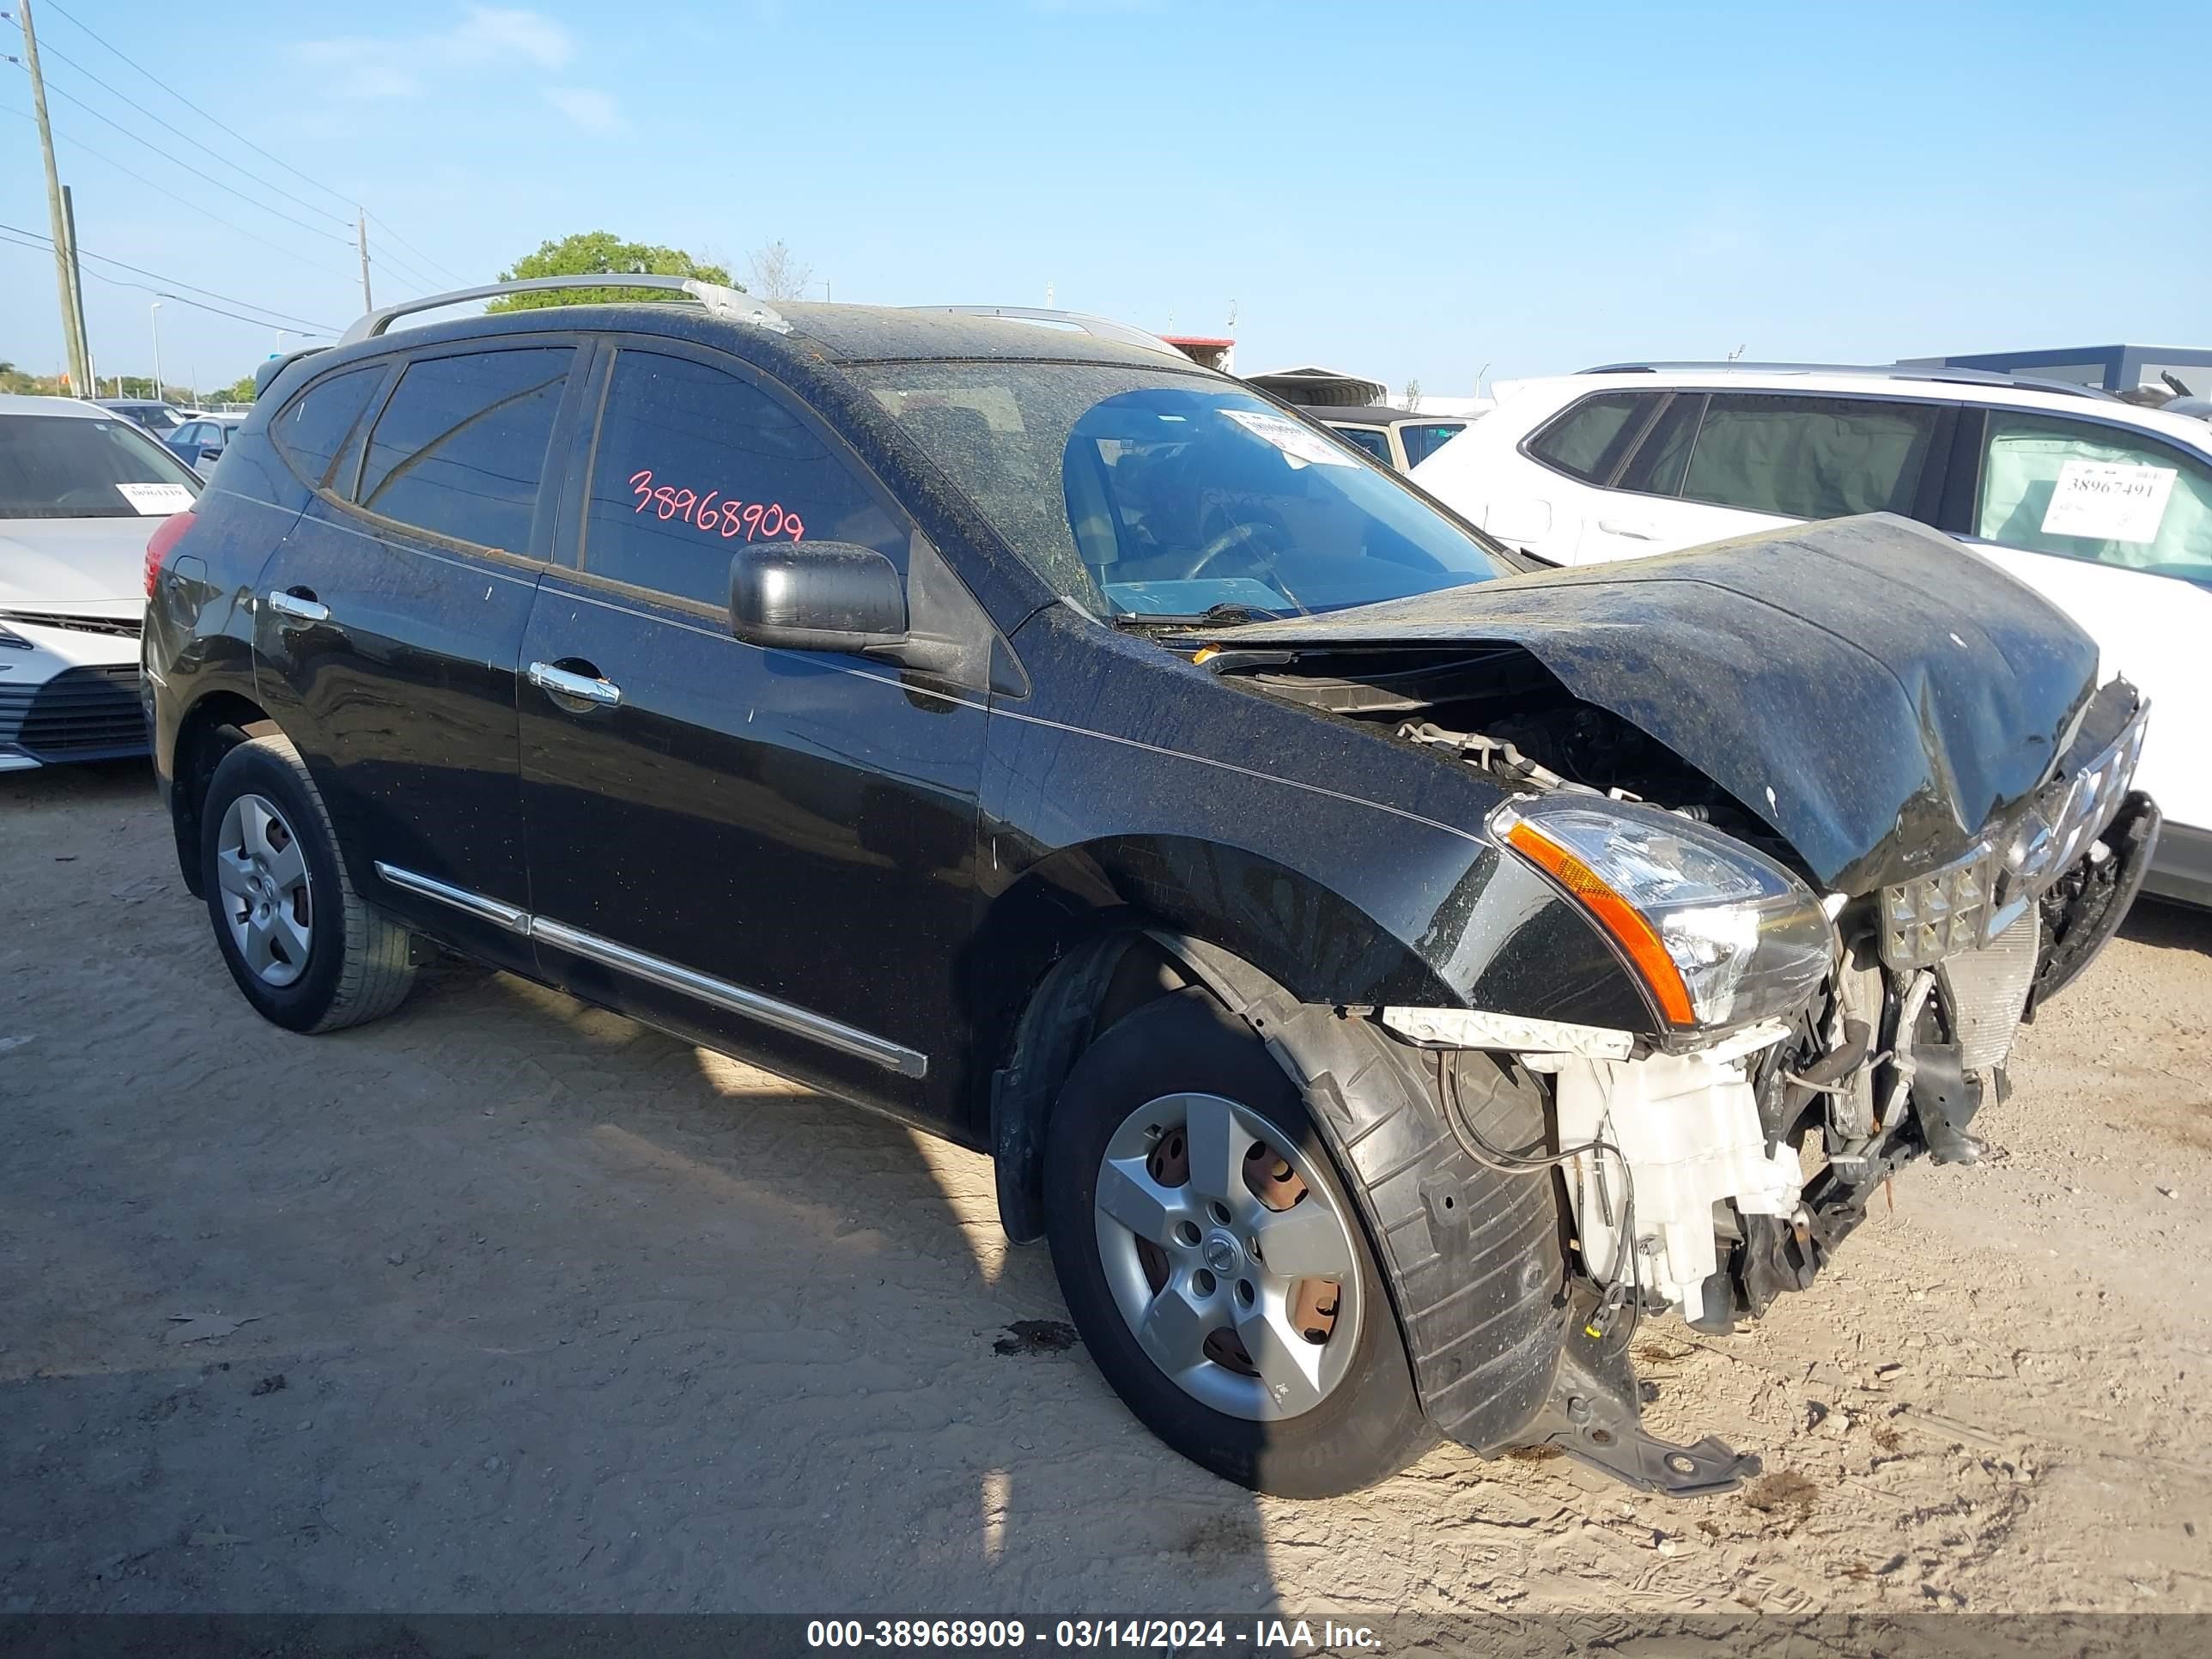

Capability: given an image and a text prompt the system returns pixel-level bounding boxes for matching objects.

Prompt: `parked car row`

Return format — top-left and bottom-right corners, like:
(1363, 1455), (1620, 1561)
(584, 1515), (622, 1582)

(119, 279), (2159, 1503)
(0, 395), (199, 772)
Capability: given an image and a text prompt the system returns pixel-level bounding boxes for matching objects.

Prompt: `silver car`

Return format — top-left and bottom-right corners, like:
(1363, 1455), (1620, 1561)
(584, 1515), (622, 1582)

(0, 394), (202, 771)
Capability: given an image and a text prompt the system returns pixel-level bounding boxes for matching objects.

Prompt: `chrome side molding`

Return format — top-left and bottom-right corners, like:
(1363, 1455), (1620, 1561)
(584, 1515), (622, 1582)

(374, 861), (529, 933)
(374, 862), (926, 1079)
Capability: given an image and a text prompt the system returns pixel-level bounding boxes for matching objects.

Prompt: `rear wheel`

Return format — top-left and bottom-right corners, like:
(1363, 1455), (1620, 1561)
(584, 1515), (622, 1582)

(199, 732), (414, 1033)
(1043, 989), (1433, 1497)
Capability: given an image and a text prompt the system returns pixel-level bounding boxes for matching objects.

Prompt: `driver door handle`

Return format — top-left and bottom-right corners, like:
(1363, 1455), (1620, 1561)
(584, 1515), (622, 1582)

(1596, 519), (1657, 541)
(528, 659), (623, 708)
(266, 588), (329, 624)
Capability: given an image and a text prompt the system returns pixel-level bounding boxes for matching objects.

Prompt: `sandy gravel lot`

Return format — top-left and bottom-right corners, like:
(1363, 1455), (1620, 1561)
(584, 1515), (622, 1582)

(3, 760), (2210, 1620)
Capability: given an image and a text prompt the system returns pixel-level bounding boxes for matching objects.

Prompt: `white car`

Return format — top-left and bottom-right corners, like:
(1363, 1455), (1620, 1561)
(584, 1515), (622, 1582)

(1, 394), (202, 772)
(1413, 363), (2212, 908)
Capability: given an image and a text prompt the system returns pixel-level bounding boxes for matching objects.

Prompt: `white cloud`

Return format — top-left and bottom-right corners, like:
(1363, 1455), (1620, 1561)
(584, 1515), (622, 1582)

(543, 87), (624, 133)
(298, 6), (575, 100)
(447, 7), (575, 70)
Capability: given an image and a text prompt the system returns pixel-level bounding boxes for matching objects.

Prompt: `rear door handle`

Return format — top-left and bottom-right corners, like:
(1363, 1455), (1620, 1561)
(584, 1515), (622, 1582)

(266, 588), (329, 623)
(528, 659), (623, 708)
(1596, 520), (1657, 540)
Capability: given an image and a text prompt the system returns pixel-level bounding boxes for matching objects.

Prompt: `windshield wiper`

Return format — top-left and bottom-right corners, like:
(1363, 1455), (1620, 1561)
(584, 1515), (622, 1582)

(1109, 602), (1283, 629)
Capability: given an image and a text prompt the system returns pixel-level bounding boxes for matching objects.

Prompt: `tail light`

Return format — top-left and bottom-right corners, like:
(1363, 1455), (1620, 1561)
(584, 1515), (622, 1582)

(144, 507), (197, 597)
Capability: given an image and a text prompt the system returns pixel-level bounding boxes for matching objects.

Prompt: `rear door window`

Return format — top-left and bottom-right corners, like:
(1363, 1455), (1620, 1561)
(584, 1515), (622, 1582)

(1329, 426), (1392, 463)
(1680, 393), (1940, 520)
(1399, 422), (1466, 466)
(1614, 393), (1704, 496)
(271, 364), (389, 494)
(1976, 411), (2212, 581)
(579, 348), (904, 607)
(356, 348), (573, 553)
(1524, 392), (1661, 483)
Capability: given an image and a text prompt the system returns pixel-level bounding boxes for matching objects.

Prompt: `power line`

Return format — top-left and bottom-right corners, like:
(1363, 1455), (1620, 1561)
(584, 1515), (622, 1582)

(0, 225), (339, 335)
(0, 218), (342, 333)
(367, 212), (470, 289)
(27, 72), (356, 247)
(36, 0), (473, 289)
(38, 0), (355, 212)
(0, 100), (358, 284)
(30, 39), (350, 228)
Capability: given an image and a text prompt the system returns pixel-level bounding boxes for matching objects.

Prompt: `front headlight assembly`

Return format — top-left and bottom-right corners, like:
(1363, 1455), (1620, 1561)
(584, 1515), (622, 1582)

(1491, 794), (1834, 1036)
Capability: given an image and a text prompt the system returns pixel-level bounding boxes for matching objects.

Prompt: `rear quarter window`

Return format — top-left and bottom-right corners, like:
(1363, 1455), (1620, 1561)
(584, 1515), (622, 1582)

(270, 364), (388, 493)
(1525, 392), (1659, 483)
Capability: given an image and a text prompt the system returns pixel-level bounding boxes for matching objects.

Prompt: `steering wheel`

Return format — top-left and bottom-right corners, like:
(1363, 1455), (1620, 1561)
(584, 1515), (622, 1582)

(1178, 519), (1283, 582)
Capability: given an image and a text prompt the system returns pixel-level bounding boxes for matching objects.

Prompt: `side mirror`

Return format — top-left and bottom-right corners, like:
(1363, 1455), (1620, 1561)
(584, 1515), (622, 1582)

(199, 447), (222, 465)
(728, 541), (967, 675)
(728, 541), (908, 653)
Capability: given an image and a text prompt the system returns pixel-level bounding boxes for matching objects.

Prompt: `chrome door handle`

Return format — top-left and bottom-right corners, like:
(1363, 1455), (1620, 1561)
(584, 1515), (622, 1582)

(266, 590), (329, 623)
(527, 660), (623, 708)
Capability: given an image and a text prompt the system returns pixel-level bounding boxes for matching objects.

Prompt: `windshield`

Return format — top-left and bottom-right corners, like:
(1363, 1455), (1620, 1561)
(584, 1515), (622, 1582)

(0, 413), (204, 520)
(854, 363), (1515, 619)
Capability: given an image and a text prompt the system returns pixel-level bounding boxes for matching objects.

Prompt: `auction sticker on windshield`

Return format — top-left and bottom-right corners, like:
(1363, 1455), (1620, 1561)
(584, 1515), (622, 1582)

(2040, 459), (2176, 544)
(115, 482), (195, 515)
(1221, 408), (1356, 469)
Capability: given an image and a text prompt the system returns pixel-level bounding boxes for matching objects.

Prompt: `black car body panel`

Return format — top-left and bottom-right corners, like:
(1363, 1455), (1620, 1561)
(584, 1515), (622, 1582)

(141, 296), (2152, 1490)
(1206, 514), (2104, 894)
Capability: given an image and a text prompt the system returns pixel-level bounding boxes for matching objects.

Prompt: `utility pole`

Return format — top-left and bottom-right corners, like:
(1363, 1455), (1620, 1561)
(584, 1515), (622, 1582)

(356, 208), (374, 312)
(18, 0), (89, 392)
(150, 301), (164, 404)
(61, 183), (92, 384)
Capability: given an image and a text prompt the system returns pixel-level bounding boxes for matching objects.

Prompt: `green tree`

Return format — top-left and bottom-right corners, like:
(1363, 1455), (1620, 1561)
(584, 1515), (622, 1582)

(486, 231), (737, 311)
(214, 374), (260, 405)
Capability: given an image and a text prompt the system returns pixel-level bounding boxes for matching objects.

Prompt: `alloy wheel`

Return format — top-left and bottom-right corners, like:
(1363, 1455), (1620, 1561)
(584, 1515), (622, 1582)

(1092, 1091), (1363, 1421)
(215, 792), (314, 988)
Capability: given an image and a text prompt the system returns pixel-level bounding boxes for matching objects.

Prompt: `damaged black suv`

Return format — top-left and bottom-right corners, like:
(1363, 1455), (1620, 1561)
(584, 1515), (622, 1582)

(145, 280), (2158, 1499)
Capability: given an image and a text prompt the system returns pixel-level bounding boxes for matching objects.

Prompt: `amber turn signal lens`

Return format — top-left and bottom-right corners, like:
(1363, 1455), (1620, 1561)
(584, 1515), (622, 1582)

(1504, 817), (1698, 1025)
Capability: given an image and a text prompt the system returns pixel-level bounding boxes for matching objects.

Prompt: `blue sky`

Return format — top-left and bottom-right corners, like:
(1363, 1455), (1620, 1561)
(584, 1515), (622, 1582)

(4, 1), (2207, 398)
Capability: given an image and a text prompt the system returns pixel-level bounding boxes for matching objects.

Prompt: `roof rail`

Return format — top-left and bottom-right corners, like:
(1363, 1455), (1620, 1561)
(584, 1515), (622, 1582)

(337, 275), (786, 345)
(1579, 360), (2118, 401)
(915, 306), (1186, 359)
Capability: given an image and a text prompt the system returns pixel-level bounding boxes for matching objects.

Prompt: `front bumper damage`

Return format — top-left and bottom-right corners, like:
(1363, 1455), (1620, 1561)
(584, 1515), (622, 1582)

(1377, 706), (2157, 1497)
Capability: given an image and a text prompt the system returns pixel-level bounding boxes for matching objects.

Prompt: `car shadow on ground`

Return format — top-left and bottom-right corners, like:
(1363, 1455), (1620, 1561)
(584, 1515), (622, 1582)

(1, 767), (1286, 1613)
(2122, 895), (2212, 957)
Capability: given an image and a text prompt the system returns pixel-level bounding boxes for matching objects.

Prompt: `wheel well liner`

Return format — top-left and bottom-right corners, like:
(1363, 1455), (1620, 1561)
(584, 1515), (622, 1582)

(169, 691), (275, 896)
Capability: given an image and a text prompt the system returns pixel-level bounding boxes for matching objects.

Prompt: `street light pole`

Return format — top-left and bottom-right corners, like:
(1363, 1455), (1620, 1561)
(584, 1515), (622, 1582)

(150, 301), (164, 403)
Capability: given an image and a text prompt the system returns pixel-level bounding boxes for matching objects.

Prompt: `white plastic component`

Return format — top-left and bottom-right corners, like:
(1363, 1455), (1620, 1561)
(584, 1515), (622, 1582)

(1553, 1048), (1801, 1317)
(1380, 1006), (1634, 1060)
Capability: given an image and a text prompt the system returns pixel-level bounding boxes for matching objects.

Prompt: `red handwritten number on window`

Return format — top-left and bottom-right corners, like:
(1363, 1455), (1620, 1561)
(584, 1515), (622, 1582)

(627, 469), (805, 542)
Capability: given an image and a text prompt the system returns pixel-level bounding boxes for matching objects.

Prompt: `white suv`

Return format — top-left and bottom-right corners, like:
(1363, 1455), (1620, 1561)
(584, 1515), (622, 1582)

(1413, 364), (2212, 908)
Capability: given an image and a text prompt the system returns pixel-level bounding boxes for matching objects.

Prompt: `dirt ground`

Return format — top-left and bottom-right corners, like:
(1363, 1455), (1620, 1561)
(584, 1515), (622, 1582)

(4, 759), (2210, 1620)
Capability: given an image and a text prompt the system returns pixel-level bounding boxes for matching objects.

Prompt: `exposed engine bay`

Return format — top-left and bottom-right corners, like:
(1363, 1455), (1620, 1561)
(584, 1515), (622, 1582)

(1251, 644), (2156, 1334)
(1216, 629), (2156, 1491)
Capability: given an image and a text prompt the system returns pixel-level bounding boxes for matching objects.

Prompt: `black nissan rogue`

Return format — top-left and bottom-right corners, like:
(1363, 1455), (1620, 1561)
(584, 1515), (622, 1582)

(144, 278), (2158, 1499)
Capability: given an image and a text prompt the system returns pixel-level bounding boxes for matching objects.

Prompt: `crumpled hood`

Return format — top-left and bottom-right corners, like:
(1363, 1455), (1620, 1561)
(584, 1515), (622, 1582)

(0, 517), (161, 608)
(1208, 514), (2106, 892)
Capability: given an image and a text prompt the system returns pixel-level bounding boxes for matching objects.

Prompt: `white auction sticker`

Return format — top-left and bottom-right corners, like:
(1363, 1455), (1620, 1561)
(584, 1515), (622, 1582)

(1221, 408), (1356, 468)
(115, 482), (195, 516)
(2039, 459), (2175, 544)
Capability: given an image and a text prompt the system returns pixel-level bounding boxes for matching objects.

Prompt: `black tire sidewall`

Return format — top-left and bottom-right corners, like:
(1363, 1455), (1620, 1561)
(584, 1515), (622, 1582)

(199, 741), (350, 1033)
(1042, 989), (1432, 1498)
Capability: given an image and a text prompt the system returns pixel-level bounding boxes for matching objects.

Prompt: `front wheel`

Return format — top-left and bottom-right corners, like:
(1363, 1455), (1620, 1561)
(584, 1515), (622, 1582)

(1042, 989), (1433, 1498)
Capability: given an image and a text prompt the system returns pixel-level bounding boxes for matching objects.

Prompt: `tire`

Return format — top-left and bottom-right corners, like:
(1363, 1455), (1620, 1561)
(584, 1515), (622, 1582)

(1043, 988), (1435, 1498)
(198, 730), (415, 1033)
